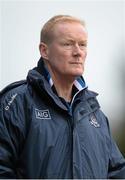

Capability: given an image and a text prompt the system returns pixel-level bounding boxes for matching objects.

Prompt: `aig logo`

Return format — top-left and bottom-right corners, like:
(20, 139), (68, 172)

(35, 108), (51, 120)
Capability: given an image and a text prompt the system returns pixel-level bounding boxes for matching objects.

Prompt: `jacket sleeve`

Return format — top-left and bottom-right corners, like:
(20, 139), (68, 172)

(106, 118), (125, 178)
(0, 92), (26, 178)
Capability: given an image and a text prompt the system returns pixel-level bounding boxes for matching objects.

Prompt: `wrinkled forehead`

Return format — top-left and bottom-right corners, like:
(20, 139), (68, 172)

(52, 22), (88, 40)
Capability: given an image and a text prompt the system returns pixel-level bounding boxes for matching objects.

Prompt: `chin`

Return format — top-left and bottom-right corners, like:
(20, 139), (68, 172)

(69, 72), (84, 78)
(73, 69), (84, 76)
(64, 68), (84, 78)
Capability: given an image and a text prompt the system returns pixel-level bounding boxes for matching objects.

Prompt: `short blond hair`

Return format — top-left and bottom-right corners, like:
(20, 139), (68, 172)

(40, 15), (86, 44)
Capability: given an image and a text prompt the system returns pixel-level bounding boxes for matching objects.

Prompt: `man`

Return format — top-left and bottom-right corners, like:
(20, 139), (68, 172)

(0, 15), (125, 178)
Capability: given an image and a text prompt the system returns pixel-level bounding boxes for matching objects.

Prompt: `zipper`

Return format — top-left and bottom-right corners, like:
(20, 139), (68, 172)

(67, 115), (73, 178)
(68, 88), (86, 178)
(70, 91), (80, 109)
(70, 87), (86, 111)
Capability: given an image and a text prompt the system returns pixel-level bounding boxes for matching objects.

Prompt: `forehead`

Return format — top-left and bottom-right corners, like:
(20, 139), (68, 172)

(52, 22), (88, 40)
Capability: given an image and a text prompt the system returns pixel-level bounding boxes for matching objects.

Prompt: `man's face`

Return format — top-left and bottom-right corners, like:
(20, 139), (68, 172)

(42, 22), (88, 79)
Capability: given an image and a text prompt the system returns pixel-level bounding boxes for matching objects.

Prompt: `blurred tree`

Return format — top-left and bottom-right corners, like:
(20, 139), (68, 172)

(113, 62), (125, 157)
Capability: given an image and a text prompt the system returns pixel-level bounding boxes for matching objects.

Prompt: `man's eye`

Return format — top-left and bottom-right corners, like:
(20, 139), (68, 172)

(80, 43), (87, 47)
(63, 43), (72, 46)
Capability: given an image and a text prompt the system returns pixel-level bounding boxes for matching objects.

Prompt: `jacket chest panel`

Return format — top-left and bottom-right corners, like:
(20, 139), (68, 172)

(24, 95), (109, 178)
(22, 103), (73, 177)
(72, 109), (109, 178)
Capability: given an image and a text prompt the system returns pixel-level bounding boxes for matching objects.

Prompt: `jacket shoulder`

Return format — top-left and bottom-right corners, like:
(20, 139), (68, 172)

(84, 88), (99, 99)
(0, 80), (28, 107)
(0, 80), (27, 95)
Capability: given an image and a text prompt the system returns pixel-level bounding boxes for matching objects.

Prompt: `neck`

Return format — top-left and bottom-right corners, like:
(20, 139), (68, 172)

(45, 62), (76, 102)
(54, 79), (73, 102)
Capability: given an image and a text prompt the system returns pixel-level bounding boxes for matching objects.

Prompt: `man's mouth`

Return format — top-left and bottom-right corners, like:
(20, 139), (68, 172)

(70, 62), (82, 65)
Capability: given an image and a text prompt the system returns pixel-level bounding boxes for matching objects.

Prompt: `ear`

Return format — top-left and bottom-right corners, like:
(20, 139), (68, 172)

(39, 42), (49, 60)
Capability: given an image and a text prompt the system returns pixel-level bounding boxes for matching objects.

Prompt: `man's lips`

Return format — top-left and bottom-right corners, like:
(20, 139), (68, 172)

(70, 62), (83, 65)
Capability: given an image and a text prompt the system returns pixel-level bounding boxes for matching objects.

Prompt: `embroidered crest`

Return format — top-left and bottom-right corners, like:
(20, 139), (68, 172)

(90, 114), (100, 128)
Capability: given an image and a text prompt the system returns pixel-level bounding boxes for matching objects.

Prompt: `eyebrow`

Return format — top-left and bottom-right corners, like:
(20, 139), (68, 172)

(61, 38), (87, 43)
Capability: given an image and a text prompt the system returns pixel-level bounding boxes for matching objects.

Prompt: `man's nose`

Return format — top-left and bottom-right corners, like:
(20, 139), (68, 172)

(72, 44), (82, 55)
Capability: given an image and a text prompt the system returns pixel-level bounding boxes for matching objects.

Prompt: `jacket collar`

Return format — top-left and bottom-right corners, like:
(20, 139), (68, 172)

(27, 57), (90, 112)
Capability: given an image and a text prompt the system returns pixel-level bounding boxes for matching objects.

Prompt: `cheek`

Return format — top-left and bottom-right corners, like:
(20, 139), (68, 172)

(49, 47), (66, 58)
(48, 53), (66, 69)
(84, 50), (87, 58)
(50, 50), (70, 64)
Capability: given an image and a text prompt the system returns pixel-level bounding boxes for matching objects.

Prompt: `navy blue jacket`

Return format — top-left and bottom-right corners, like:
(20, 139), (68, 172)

(0, 58), (125, 178)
